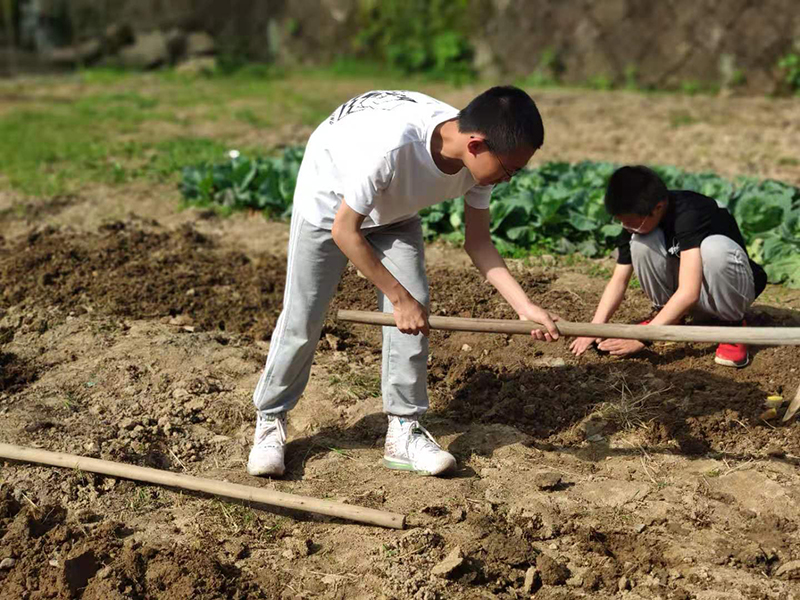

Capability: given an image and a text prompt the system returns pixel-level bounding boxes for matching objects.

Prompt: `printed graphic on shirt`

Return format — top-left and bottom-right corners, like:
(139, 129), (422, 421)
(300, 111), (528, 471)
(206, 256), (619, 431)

(328, 91), (418, 124)
(667, 238), (681, 256)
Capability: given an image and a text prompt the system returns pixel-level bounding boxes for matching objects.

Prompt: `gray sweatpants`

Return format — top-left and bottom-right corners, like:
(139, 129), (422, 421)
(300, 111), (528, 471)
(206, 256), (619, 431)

(252, 211), (430, 417)
(630, 229), (755, 322)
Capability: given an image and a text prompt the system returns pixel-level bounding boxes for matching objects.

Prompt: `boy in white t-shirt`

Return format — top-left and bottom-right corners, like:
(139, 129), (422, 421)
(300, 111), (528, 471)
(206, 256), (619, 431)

(248, 87), (560, 478)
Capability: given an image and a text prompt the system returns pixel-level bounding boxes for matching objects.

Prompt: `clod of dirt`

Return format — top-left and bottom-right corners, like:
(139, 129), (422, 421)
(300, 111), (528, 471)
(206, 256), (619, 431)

(63, 549), (100, 595)
(522, 566), (539, 594)
(282, 536), (312, 559)
(578, 415), (607, 439)
(431, 546), (465, 578)
(618, 575), (632, 591)
(534, 471), (563, 491)
(536, 553), (570, 586)
(775, 560), (800, 580)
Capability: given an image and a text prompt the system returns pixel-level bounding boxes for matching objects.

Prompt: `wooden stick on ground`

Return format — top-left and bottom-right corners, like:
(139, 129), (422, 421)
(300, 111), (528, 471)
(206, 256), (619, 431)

(0, 443), (405, 529)
(336, 310), (800, 346)
(783, 385), (800, 422)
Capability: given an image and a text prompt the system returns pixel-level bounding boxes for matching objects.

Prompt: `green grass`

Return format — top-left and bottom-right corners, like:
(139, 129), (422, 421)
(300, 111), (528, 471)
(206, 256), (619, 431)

(0, 64), (431, 197)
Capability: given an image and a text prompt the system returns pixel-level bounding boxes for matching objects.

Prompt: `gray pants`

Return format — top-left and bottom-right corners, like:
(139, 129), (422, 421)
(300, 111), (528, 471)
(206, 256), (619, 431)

(253, 212), (430, 417)
(631, 230), (755, 322)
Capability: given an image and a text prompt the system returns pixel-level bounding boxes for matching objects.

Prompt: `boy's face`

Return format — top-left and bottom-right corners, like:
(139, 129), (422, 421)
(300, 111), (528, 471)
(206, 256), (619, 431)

(615, 200), (668, 235)
(465, 137), (534, 186)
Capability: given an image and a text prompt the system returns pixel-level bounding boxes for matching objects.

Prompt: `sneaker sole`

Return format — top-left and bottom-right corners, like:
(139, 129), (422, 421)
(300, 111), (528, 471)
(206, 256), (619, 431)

(382, 458), (434, 476)
(714, 354), (750, 368)
(246, 461), (285, 477)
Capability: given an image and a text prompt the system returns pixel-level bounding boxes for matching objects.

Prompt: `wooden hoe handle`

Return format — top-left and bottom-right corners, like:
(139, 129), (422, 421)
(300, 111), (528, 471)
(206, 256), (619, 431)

(0, 443), (405, 529)
(336, 310), (800, 346)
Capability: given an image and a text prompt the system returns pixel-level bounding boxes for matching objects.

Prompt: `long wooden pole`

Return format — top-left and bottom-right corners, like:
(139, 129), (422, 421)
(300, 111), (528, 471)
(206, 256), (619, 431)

(337, 310), (800, 346)
(0, 443), (405, 529)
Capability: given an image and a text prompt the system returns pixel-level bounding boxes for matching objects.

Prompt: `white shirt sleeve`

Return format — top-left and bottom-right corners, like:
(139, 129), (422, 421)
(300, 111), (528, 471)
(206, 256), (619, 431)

(465, 184), (493, 210)
(343, 154), (393, 216)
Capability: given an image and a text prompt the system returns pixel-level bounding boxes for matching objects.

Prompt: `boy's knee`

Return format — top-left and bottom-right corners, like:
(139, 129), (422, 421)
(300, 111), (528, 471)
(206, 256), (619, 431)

(700, 236), (738, 272)
(630, 231), (665, 261)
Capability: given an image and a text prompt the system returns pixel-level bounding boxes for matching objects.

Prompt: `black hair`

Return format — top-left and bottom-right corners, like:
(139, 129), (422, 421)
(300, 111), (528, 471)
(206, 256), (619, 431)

(604, 166), (669, 216)
(457, 86), (544, 154)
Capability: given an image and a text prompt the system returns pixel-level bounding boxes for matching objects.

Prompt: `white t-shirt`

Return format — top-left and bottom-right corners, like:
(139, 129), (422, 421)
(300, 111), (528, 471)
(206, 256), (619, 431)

(292, 90), (493, 230)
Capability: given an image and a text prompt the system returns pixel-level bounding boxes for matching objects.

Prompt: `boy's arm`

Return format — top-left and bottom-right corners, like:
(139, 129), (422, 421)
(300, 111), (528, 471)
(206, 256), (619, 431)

(331, 201), (429, 335)
(598, 248), (702, 356)
(570, 263), (632, 356)
(463, 204), (560, 341)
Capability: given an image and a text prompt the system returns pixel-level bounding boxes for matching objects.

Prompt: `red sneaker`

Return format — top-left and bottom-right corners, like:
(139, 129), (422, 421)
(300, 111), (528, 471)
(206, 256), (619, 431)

(714, 320), (749, 368)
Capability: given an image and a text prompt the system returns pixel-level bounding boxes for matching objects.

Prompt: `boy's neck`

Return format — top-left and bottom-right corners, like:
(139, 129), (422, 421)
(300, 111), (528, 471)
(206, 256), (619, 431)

(431, 119), (466, 175)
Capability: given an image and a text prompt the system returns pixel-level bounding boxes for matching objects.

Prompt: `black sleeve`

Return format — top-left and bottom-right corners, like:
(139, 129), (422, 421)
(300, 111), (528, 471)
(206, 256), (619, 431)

(674, 206), (715, 251)
(615, 230), (633, 264)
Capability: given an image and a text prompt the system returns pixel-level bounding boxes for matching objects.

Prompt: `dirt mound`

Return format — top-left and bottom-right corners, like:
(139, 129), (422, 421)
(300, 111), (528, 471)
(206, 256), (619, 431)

(0, 221), (286, 340)
(0, 486), (259, 599)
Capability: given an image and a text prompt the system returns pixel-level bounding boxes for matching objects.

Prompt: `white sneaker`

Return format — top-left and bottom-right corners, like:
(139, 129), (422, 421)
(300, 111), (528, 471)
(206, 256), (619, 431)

(247, 412), (287, 477)
(383, 415), (456, 476)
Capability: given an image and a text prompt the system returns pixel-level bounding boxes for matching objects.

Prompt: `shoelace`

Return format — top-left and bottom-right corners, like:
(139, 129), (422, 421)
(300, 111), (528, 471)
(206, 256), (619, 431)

(255, 413), (287, 447)
(406, 423), (443, 457)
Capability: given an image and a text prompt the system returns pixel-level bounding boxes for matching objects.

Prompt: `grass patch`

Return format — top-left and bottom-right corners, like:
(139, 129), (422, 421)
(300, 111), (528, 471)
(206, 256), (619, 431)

(0, 68), (349, 196)
(329, 370), (382, 403)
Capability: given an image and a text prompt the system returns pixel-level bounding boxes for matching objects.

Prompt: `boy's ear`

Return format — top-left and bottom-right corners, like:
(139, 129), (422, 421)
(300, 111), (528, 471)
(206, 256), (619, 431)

(466, 136), (489, 157)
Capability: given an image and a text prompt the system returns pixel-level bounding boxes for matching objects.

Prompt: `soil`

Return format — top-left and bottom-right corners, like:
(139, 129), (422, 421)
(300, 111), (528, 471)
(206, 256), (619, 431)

(1, 84), (800, 600)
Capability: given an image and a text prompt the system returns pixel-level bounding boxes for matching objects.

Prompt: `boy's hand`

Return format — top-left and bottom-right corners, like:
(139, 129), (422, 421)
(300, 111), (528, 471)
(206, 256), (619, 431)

(570, 336), (602, 356)
(597, 338), (646, 356)
(393, 297), (430, 336)
(520, 306), (560, 341)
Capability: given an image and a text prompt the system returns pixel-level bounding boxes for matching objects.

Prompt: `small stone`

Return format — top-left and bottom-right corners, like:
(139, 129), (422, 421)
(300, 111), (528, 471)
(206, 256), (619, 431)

(168, 314), (193, 326)
(0, 558), (15, 569)
(618, 575), (631, 591)
(534, 471), (562, 491)
(522, 566), (538, 594)
(96, 565), (113, 579)
(765, 444), (786, 458)
(566, 574), (583, 587)
(431, 546), (464, 578)
(775, 560), (800, 580)
(172, 388), (189, 400)
(634, 523), (646, 533)
(579, 415), (607, 438)
(536, 553), (570, 586)
(461, 344), (472, 352)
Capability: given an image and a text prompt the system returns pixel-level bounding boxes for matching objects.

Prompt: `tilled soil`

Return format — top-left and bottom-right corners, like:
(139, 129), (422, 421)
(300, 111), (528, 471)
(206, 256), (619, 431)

(2, 77), (800, 599)
(1, 217), (799, 600)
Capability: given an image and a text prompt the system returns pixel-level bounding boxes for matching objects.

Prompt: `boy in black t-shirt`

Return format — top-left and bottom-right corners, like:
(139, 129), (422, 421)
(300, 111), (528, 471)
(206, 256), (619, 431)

(570, 165), (767, 368)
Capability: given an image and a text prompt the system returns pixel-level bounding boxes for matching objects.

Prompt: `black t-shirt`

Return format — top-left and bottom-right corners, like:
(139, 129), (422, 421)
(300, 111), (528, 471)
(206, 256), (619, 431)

(616, 190), (767, 298)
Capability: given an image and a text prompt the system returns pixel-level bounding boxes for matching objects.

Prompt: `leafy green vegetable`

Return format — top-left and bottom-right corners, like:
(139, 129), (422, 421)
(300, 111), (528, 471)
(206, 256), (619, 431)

(180, 147), (800, 288)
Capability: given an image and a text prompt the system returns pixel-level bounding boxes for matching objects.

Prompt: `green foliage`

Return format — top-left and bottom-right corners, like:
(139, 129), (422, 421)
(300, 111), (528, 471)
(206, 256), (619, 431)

(180, 148), (304, 218)
(777, 53), (800, 94)
(588, 74), (614, 91)
(353, 0), (475, 81)
(179, 149), (800, 288)
(519, 47), (564, 87)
